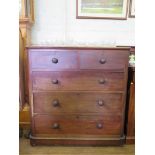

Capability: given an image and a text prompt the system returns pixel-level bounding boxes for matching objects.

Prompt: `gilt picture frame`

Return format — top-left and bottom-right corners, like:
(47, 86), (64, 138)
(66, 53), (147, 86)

(76, 0), (128, 20)
(129, 0), (135, 17)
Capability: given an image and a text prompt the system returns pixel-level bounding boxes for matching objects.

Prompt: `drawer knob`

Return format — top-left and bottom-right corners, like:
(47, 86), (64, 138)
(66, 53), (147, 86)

(52, 100), (60, 107)
(52, 123), (60, 129)
(99, 58), (106, 64)
(99, 79), (105, 84)
(96, 123), (103, 129)
(52, 58), (58, 64)
(98, 100), (104, 106)
(52, 79), (59, 84)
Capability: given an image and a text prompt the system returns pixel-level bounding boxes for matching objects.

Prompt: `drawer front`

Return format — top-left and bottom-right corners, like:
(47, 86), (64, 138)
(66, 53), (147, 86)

(33, 92), (123, 114)
(33, 115), (121, 135)
(32, 71), (124, 91)
(79, 50), (129, 70)
(30, 50), (78, 70)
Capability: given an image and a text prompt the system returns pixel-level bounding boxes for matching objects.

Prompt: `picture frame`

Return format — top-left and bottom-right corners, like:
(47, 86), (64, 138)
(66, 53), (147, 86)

(129, 0), (135, 17)
(76, 0), (128, 20)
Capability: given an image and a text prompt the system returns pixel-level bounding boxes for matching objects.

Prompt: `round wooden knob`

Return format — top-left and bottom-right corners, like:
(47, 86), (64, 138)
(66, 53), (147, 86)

(99, 58), (106, 64)
(98, 100), (104, 106)
(52, 100), (59, 107)
(96, 123), (103, 129)
(52, 79), (58, 84)
(52, 123), (60, 129)
(52, 58), (58, 64)
(99, 79), (105, 84)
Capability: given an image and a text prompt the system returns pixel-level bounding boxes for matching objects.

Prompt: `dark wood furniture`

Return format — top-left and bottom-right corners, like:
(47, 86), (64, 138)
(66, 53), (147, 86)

(125, 47), (135, 144)
(27, 46), (130, 146)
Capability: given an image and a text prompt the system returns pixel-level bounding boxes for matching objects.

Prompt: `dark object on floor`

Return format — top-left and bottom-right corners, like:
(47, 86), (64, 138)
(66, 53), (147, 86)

(24, 130), (31, 139)
(19, 127), (23, 138)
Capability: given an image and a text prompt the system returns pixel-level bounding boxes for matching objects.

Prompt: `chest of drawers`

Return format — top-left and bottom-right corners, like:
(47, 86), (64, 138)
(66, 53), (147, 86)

(27, 47), (130, 146)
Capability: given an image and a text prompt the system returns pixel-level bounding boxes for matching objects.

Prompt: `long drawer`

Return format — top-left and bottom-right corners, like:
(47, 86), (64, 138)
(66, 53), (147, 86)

(32, 71), (125, 91)
(33, 114), (121, 136)
(33, 92), (123, 114)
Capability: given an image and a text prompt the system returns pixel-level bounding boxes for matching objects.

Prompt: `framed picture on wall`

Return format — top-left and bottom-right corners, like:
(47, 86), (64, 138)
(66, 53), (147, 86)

(129, 0), (135, 17)
(76, 0), (128, 20)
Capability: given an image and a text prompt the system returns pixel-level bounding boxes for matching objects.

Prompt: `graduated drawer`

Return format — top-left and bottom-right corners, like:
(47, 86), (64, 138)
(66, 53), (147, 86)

(33, 92), (123, 114)
(79, 50), (129, 70)
(33, 114), (121, 136)
(29, 50), (78, 70)
(32, 71), (125, 91)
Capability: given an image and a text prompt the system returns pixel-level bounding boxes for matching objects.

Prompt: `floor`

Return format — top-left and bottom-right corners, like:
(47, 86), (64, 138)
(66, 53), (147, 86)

(19, 138), (135, 155)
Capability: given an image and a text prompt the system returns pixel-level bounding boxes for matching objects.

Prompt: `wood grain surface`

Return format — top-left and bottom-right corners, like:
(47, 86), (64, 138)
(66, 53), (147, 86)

(27, 47), (130, 146)
(33, 92), (123, 114)
(20, 138), (135, 155)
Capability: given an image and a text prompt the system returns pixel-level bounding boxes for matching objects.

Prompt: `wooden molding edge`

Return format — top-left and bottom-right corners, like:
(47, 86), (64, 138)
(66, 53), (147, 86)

(19, 18), (34, 25)
(126, 136), (135, 144)
(30, 135), (125, 141)
(30, 135), (125, 146)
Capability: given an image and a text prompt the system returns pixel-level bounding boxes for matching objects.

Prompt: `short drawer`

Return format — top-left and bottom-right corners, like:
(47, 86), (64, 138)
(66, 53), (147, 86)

(32, 71), (125, 91)
(30, 50), (78, 70)
(33, 92), (123, 114)
(33, 114), (121, 136)
(79, 50), (129, 70)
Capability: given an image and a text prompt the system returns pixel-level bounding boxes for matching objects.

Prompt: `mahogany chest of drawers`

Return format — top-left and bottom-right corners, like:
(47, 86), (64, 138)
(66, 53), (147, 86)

(27, 47), (130, 146)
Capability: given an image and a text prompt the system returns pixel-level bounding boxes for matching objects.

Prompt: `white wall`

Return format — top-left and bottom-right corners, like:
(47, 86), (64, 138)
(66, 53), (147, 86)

(31, 0), (135, 46)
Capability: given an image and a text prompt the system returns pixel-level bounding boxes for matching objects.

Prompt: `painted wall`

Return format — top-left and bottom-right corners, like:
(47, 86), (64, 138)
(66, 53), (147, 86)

(31, 0), (135, 46)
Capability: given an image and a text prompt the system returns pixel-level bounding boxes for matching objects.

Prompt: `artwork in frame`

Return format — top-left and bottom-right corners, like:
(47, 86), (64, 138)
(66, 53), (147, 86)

(129, 0), (135, 17)
(76, 0), (128, 19)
